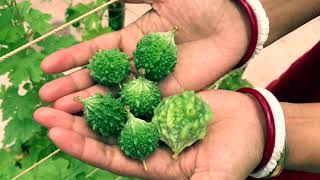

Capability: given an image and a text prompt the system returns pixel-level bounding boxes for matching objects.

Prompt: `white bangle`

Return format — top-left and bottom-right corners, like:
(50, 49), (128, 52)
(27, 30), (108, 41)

(243, 0), (270, 67)
(250, 88), (286, 178)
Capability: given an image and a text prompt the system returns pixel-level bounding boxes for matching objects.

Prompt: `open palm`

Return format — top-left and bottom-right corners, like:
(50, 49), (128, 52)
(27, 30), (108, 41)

(34, 90), (264, 180)
(39, 0), (249, 114)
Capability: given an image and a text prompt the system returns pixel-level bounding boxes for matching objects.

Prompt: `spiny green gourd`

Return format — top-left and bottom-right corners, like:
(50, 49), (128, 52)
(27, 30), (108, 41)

(120, 74), (161, 119)
(152, 91), (213, 159)
(75, 93), (127, 137)
(134, 27), (178, 81)
(88, 49), (130, 86)
(119, 109), (159, 164)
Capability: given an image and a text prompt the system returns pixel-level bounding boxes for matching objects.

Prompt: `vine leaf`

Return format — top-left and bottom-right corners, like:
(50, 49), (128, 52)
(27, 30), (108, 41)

(1, 86), (41, 145)
(17, 1), (52, 34)
(36, 34), (77, 55)
(0, 6), (25, 43)
(24, 8), (52, 34)
(21, 158), (73, 180)
(0, 50), (45, 85)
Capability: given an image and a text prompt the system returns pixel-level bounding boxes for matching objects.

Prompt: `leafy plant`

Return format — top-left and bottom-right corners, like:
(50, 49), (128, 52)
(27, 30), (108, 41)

(207, 68), (253, 91)
(64, 0), (125, 40)
(0, 0), (133, 179)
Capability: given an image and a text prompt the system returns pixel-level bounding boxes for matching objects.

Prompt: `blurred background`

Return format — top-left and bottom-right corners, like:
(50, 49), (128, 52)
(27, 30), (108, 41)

(0, 0), (319, 179)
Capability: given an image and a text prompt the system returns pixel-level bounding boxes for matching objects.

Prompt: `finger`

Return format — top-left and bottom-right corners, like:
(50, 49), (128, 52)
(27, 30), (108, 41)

(41, 31), (121, 74)
(39, 69), (96, 102)
(33, 107), (97, 139)
(53, 85), (109, 114)
(48, 127), (150, 178)
(159, 39), (240, 96)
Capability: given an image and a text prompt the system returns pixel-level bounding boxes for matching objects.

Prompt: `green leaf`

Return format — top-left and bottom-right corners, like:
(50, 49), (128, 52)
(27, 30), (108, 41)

(24, 9), (52, 33)
(0, 149), (20, 180)
(0, 141), (29, 180)
(82, 27), (113, 41)
(65, 2), (96, 28)
(37, 34), (77, 55)
(21, 158), (73, 180)
(0, 50), (45, 85)
(0, 84), (6, 99)
(0, 8), (26, 43)
(1, 86), (41, 144)
(218, 68), (253, 91)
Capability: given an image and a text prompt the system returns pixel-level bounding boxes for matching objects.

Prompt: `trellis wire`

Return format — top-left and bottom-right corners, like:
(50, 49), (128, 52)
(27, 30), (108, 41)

(85, 168), (99, 178)
(11, 149), (61, 180)
(8, 0), (121, 179)
(0, 0), (119, 62)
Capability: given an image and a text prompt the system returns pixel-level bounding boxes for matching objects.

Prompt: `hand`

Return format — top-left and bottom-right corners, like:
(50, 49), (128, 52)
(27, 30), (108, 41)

(34, 90), (265, 180)
(39, 0), (249, 114)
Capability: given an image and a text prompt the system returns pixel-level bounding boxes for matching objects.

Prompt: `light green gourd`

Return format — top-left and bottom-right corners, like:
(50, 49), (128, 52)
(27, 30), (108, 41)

(152, 91), (213, 159)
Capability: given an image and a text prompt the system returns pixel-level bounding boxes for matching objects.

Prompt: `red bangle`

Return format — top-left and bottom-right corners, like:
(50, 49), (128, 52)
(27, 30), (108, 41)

(233, 0), (259, 68)
(237, 88), (276, 172)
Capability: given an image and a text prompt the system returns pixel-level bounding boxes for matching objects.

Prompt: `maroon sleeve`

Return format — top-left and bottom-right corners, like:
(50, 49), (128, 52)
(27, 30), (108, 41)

(267, 41), (320, 103)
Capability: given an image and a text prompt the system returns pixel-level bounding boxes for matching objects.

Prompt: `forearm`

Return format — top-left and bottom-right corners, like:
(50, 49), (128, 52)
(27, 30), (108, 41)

(282, 102), (320, 173)
(261, 0), (320, 46)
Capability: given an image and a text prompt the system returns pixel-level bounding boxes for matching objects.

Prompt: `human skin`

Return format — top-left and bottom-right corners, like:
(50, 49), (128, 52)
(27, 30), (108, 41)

(35, 0), (320, 179)
(34, 90), (267, 180)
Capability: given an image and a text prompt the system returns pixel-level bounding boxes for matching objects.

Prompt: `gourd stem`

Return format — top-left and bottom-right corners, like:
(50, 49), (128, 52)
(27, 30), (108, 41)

(138, 68), (146, 77)
(142, 160), (148, 171)
(172, 153), (178, 160)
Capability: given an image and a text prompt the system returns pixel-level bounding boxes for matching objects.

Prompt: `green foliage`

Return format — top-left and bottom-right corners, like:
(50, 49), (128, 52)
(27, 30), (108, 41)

(218, 68), (253, 91)
(0, 0), (134, 179)
(65, 0), (115, 41)
(207, 68), (253, 91)
(108, 2), (125, 30)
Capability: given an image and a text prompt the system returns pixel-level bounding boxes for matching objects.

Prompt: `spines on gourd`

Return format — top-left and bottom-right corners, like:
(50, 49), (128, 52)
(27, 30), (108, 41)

(134, 27), (178, 81)
(88, 49), (131, 86)
(119, 109), (159, 162)
(75, 93), (127, 137)
(120, 74), (161, 119)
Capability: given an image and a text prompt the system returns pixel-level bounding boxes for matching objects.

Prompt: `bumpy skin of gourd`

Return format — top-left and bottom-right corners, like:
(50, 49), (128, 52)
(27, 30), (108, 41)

(134, 30), (177, 81)
(152, 91), (213, 158)
(120, 76), (161, 119)
(81, 93), (127, 137)
(88, 49), (130, 86)
(119, 112), (159, 160)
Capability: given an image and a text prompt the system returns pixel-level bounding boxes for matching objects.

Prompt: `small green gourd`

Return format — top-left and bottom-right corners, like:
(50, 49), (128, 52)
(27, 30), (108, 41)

(75, 93), (127, 137)
(152, 91), (213, 159)
(134, 27), (178, 81)
(88, 49), (130, 86)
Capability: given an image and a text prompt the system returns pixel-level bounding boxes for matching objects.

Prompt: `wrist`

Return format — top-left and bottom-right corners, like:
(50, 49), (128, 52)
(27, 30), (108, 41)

(244, 94), (267, 171)
(229, 0), (252, 60)
(231, 0), (270, 68)
(281, 102), (320, 173)
(238, 88), (287, 178)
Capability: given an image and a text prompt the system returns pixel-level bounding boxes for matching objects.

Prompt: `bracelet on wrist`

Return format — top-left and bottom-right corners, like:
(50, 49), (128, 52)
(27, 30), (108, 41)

(237, 88), (287, 178)
(234, 0), (269, 68)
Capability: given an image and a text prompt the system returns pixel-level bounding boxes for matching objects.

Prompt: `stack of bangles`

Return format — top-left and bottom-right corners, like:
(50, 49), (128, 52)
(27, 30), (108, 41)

(233, 0), (287, 178)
